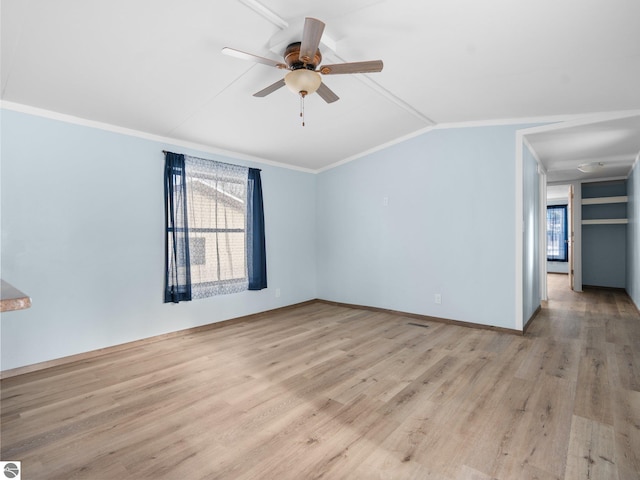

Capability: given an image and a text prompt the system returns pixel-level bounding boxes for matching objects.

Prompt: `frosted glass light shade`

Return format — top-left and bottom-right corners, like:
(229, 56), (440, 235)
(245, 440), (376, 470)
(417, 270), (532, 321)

(284, 69), (322, 95)
(577, 162), (605, 173)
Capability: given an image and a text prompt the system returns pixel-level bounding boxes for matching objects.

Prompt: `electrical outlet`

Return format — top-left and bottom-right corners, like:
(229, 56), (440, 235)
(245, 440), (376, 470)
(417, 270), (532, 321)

(383, 196), (389, 207)
(275, 288), (281, 298)
(434, 294), (441, 304)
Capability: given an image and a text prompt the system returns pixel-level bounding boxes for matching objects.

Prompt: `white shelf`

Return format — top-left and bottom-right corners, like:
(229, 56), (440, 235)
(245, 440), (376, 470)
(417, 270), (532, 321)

(582, 196), (627, 205)
(582, 219), (628, 225)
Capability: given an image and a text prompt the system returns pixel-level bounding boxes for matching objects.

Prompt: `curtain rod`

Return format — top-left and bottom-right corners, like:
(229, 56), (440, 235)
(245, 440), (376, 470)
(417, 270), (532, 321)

(162, 150), (261, 171)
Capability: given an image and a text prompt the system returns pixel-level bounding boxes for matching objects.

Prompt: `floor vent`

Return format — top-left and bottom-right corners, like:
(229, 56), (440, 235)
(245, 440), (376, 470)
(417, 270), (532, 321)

(407, 322), (429, 328)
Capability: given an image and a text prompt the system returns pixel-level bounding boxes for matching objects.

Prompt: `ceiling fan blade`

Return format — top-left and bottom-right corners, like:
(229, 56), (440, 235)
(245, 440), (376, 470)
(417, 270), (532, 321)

(299, 17), (325, 64)
(253, 78), (286, 97)
(320, 60), (384, 75)
(222, 47), (286, 69)
(316, 83), (339, 103)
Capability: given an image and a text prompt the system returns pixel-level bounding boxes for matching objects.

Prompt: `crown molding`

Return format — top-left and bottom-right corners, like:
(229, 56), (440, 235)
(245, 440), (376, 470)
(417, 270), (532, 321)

(316, 124), (437, 173)
(518, 110), (640, 137)
(1, 101), (316, 174)
(319, 111), (640, 173)
(4, 100), (637, 177)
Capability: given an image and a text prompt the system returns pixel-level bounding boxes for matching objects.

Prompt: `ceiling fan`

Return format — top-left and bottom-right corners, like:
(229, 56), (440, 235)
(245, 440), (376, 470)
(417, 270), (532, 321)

(222, 17), (383, 123)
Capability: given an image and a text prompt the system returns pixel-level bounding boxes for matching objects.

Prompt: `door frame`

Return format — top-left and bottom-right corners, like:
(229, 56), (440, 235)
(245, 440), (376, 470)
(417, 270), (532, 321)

(569, 184), (575, 290)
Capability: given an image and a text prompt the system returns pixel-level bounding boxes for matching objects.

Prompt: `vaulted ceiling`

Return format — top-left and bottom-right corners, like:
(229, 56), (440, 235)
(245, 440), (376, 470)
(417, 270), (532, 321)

(2, 0), (640, 175)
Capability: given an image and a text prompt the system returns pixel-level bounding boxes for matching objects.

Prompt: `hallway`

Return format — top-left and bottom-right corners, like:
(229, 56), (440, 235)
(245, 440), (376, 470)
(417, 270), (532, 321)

(527, 273), (640, 478)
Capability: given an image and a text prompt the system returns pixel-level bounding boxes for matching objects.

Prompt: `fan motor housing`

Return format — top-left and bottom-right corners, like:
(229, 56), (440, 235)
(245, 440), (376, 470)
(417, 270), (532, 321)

(284, 42), (322, 70)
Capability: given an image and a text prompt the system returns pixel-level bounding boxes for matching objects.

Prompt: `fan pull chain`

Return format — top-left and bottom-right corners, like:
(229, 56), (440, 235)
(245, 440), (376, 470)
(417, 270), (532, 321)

(299, 91), (307, 127)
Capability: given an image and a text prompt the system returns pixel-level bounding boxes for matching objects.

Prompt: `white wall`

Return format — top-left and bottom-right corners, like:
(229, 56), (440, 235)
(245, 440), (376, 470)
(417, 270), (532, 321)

(0, 109), (317, 371)
(316, 125), (528, 330)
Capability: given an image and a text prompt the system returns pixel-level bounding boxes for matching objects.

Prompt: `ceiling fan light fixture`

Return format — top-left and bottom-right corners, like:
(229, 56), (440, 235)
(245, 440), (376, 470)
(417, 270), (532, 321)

(284, 69), (322, 96)
(577, 161), (605, 173)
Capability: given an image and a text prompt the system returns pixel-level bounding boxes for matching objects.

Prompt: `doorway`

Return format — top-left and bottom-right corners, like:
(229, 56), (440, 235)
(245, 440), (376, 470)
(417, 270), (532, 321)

(546, 184), (573, 297)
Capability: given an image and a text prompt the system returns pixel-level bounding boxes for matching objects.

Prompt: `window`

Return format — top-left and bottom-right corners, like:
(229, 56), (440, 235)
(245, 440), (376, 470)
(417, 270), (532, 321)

(164, 152), (266, 303)
(547, 205), (568, 262)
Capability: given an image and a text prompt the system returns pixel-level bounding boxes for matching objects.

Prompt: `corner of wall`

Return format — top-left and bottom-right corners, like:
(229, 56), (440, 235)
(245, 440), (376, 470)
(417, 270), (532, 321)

(626, 160), (640, 308)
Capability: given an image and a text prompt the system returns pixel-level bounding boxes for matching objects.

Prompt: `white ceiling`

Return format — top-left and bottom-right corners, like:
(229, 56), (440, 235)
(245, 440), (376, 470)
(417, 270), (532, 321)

(525, 114), (640, 183)
(2, 0), (640, 173)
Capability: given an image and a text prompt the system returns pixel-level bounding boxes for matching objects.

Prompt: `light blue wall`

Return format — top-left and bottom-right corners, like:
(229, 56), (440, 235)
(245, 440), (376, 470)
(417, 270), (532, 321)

(1, 110), (540, 370)
(523, 144), (541, 321)
(548, 262), (569, 274)
(626, 162), (639, 307)
(316, 125), (525, 330)
(0, 109), (317, 371)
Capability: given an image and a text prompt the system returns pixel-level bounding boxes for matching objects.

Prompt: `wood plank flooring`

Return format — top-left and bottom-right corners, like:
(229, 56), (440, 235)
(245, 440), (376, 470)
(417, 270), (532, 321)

(1, 275), (639, 479)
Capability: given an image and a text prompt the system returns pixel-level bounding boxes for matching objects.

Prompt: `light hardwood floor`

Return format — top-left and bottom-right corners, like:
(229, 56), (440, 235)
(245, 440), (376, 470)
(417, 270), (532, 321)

(1, 275), (639, 479)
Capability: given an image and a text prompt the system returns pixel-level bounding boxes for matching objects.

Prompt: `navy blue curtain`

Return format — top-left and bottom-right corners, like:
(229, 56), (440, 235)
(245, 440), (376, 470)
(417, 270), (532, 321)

(164, 152), (192, 302)
(247, 168), (267, 290)
(165, 154), (266, 301)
